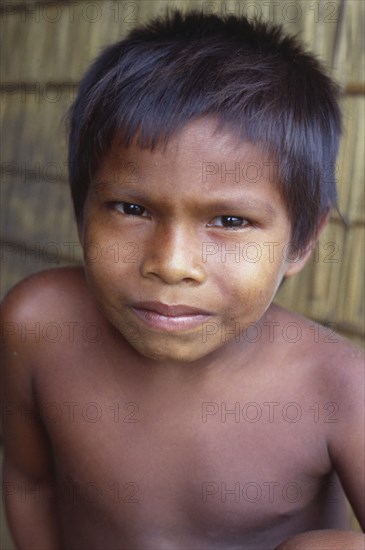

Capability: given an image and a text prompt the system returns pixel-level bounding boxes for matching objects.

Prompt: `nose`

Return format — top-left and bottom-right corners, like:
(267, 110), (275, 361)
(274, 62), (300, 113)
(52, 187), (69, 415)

(140, 223), (206, 285)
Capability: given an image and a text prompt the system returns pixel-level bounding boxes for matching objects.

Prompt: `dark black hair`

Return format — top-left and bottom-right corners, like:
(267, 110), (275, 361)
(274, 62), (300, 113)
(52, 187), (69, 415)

(68, 10), (342, 248)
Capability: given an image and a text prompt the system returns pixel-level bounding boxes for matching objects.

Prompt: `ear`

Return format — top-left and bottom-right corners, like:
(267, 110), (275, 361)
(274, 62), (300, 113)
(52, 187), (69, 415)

(284, 211), (330, 278)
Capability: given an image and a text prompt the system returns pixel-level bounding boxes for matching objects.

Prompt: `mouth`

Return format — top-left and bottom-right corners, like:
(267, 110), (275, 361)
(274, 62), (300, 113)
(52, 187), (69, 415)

(130, 301), (213, 331)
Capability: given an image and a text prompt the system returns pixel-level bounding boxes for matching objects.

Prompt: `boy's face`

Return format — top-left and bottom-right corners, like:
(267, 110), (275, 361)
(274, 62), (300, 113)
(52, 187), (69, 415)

(81, 119), (304, 364)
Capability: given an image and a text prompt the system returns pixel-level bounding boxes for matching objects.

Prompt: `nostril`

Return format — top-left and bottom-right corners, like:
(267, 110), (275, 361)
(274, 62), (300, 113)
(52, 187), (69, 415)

(140, 255), (206, 285)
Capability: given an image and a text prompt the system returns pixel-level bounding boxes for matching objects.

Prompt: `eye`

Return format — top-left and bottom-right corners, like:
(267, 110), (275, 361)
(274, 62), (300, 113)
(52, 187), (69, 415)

(113, 202), (148, 217)
(208, 216), (250, 229)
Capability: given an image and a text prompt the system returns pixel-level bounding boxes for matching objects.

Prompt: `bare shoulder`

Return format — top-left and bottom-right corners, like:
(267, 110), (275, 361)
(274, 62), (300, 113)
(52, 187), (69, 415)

(271, 303), (364, 414)
(0, 266), (105, 369)
(0, 269), (92, 475)
(0, 267), (103, 414)
(1, 266), (94, 327)
(271, 303), (364, 366)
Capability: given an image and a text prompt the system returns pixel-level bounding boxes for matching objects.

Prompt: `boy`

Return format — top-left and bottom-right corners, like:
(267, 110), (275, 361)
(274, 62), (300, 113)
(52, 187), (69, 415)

(1, 10), (364, 550)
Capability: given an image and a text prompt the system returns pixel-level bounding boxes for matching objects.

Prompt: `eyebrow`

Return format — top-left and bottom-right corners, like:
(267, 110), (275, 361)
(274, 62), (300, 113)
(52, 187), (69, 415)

(199, 197), (277, 216)
(92, 181), (277, 217)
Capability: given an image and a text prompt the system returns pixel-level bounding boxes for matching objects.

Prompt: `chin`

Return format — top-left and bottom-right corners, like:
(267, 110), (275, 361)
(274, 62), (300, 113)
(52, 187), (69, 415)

(125, 337), (215, 364)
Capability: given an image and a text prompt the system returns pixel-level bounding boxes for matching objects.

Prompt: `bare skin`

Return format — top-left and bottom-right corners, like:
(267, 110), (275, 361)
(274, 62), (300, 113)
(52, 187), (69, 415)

(1, 120), (364, 549)
(1, 268), (364, 549)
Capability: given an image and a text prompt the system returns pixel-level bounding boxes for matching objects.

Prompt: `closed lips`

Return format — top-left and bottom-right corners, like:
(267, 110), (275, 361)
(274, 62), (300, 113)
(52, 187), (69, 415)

(130, 301), (212, 317)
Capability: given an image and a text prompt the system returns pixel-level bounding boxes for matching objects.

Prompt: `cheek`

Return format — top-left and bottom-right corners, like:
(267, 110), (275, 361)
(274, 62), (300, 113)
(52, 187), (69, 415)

(82, 226), (135, 296)
(83, 207), (144, 269)
(216, 252), (286, 315)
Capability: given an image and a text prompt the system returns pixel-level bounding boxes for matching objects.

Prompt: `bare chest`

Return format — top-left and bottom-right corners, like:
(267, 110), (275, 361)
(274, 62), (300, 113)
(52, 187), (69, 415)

(34, 358), (342, 546)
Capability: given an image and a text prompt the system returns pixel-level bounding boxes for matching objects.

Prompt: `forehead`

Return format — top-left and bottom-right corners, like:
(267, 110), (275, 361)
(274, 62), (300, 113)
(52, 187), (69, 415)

(102, 117), (269, 169)
(95, 118), (280, 207)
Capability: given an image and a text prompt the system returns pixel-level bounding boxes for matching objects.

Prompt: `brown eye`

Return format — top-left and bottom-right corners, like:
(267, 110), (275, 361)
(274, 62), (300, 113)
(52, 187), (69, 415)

(209, 216), (249, 228)
(114, 202), (147, 216)
(221, 216), (244, 227)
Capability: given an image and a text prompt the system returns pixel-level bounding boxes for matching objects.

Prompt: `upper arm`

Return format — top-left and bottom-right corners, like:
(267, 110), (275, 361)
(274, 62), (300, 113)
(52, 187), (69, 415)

(325, 346), (365, 531)
(1, 276), (55, 482)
